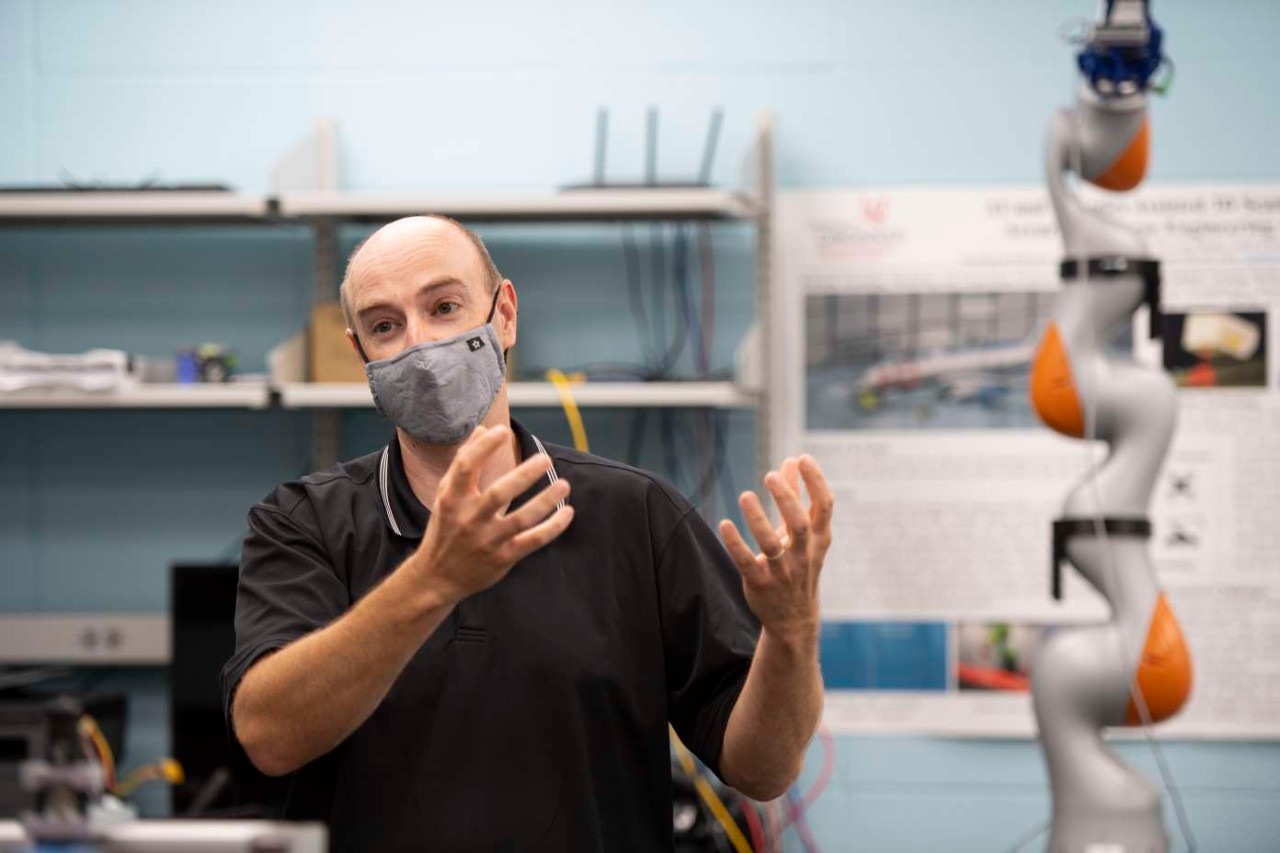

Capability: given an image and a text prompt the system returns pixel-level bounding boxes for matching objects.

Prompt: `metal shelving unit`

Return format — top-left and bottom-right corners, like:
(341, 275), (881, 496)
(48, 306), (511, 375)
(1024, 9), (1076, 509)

(282, 115), (775, 471)
(1, 119), (774, 466)
(1, 118), (774, 664)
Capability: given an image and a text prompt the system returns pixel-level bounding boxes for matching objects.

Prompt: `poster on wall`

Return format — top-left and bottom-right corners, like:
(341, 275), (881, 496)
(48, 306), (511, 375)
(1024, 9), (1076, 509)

(779, 185), (1280, 738)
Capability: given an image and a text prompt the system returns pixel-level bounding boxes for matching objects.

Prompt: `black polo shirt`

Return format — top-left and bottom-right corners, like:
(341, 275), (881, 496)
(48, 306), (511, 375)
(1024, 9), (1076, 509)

(220, 418), (758, 851)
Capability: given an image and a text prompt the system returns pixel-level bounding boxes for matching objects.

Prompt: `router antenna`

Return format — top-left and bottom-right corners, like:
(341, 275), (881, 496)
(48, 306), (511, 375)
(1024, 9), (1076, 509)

(593, 107), (608, 187)
(698, 108), (724, 186)
(645, 107), (658, 185)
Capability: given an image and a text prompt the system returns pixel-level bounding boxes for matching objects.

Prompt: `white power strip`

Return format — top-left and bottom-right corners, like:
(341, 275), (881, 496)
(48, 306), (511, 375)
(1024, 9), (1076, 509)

(0, 614), (170, 665)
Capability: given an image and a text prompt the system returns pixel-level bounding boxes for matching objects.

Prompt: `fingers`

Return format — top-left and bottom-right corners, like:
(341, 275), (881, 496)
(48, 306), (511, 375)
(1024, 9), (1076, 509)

(497, 477), (570, 533)
(444, 425), (509, 497)
(477, 452), (554, 515)
(738, 490), (786, 561)
(718, 519), (767, 585)
(506, 503), (575, 558)
(764, 466), (809, 547)
(781, 456), (802, 503)
(799, 454), (835, 540)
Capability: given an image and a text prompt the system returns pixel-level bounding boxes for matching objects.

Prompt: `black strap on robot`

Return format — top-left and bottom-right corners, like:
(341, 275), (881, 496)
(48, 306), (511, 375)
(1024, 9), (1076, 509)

(1051, 517), (1152, 600)
(1060, 256), (1162, 339)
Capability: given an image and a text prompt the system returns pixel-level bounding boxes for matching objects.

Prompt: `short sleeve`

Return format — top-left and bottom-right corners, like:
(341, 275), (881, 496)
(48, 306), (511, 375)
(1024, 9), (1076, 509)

(657, 505), (760, 780)
(219, 493), (350, 733)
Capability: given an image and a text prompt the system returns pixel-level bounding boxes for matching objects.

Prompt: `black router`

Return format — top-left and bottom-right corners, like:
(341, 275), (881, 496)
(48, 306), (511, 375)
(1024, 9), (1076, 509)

(562, 106), (723, 190)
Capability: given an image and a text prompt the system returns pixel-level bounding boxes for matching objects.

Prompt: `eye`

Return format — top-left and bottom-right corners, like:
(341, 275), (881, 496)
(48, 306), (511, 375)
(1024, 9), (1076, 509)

(371, 320), (395, 335)
(435, 300), (461, 316)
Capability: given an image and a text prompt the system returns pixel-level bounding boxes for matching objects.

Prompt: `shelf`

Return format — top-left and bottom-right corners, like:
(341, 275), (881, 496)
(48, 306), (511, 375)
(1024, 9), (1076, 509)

(278, 381), (758, 409)
(510, 381), (759, 408)
(2, 379), (747, 409)
(276, 382), (371, 408)
(0, 188), (756, 225)
(0, 191), (272, 224)
(277, 188), (758, 222)
(0, 382), (272, 409)
(1, 381), (754, 410)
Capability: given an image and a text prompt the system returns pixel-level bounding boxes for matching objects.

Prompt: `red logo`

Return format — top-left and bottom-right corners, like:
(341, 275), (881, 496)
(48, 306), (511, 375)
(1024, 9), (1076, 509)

(861, 197), (890, 225)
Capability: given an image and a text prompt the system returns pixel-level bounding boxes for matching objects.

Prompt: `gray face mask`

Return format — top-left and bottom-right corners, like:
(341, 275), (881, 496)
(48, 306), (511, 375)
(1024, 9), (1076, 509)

(363, 294), (506, 445)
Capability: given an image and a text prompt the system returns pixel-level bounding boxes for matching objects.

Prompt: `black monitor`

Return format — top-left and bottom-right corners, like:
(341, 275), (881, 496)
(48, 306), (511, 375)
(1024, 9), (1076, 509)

(169, 562), (289, 817)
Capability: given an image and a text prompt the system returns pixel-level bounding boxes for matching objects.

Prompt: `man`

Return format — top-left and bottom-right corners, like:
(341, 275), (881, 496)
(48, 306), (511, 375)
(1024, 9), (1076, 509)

(221, 215), (833, 851)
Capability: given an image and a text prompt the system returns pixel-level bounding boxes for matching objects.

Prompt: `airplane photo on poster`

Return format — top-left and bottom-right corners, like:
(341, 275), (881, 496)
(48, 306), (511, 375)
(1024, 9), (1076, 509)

(804, 291), (1079, 430)
(853, 340), (1036, 411)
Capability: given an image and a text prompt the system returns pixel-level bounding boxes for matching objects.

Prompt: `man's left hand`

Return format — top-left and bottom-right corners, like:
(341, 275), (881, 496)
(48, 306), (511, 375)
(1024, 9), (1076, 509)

(718, 454), (834, 644)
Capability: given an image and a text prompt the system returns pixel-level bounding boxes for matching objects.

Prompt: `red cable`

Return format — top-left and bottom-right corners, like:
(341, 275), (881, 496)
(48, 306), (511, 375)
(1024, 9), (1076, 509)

(788, 789), (822, 853)
(764, 799), (783, 851)
(741, 800), (766, 852)
(780, 725), (837, 829)
(795, 811), (821, 853)
(803, 725), (837, 810)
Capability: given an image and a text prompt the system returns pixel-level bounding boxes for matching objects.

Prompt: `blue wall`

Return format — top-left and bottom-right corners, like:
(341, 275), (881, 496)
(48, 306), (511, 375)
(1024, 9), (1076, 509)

(3, 1), (1279, 849)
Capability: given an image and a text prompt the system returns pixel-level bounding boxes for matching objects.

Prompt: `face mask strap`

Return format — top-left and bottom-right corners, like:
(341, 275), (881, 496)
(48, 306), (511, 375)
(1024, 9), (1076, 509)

(485, 285), (501, 323)
(486, 285), (512, 368)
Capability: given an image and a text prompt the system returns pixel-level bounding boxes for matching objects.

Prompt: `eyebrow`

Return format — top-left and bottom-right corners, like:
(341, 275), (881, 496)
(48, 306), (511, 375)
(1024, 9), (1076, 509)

(355, 277), (470, 324)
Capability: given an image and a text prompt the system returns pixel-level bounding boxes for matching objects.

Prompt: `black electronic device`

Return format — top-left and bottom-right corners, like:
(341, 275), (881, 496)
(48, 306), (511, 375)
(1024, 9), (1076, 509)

(671, 760), (756, 852)
(169, 562), (289, 818)
(562, 106), (724, 190)
(0, 692), (125, 819)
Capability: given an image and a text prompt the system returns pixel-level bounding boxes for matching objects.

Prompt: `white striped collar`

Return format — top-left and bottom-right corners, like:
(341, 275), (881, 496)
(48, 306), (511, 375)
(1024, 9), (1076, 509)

(378, 446), (403, 537)
(378, 425), (564, 537)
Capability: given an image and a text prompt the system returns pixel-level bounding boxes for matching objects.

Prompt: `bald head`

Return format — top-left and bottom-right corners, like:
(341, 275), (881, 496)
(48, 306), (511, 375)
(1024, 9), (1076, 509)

(339, 215), (503, 333)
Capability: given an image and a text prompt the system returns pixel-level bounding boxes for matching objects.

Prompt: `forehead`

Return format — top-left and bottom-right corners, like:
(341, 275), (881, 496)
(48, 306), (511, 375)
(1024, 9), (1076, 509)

(346, 218), (487, 310)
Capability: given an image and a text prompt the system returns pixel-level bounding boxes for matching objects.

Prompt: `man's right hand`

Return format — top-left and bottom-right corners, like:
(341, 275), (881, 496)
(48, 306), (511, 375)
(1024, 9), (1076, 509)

(233, 423), (571, 777)
(406, 424), (574, 606)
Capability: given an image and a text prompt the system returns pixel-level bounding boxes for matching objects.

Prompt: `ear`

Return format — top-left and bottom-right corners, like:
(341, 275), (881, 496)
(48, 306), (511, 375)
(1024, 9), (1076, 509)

(497, 280), (518, 352)
(345, 328), (368, 363)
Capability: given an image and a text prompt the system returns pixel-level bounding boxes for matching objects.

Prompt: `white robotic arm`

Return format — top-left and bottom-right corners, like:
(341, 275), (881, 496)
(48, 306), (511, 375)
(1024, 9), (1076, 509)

(1031, 3), (1192, 851)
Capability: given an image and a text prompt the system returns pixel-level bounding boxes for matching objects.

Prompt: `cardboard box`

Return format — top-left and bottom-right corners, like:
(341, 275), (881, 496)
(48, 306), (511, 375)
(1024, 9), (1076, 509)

(309, 302), (367, 383)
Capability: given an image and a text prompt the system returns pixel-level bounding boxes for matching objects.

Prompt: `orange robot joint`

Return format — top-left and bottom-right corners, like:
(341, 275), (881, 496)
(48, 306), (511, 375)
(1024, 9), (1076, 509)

(1031, 322), (1085, 439)
(1125, 592), (1193, 725)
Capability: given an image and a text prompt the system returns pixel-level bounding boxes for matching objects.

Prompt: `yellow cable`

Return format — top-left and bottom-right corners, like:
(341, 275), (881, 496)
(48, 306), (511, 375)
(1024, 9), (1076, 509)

(113, 769), (153, 798)
(114, 758), (185, 798)
(544, 368), (589, 452)
(159, 757), (186, 784)
(671, 728), (754, 853)
(545, 374), (748, 852)
(79, 715), (115, 789)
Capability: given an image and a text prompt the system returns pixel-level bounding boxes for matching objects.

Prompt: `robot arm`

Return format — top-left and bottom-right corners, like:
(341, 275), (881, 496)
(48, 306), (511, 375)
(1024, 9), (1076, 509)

(1029, 3), (1193, 851)
(1047, 0), (1164, 258)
